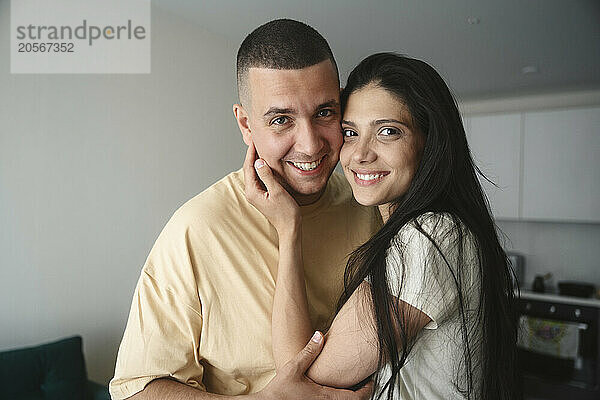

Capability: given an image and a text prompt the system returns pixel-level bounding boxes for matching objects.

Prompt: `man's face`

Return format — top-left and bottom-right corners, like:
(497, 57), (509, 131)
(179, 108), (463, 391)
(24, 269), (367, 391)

(236, 60), (342, 205)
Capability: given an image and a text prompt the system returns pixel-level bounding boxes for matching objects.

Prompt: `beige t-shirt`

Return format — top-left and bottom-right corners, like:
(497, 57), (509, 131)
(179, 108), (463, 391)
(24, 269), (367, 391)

(109, 169), (380, 399)
(375, 213), (482, 400)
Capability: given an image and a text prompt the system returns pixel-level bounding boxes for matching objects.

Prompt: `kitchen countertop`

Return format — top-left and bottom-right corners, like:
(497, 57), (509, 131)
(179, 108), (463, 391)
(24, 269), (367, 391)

(519, 290), (600, 308)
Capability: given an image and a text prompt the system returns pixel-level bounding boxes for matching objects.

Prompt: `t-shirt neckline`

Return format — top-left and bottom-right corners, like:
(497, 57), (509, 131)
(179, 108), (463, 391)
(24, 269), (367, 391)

(298, 177), (334, 217)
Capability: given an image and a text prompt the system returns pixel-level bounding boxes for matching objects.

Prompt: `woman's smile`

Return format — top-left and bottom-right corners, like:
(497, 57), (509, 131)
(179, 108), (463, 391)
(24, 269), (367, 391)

(351, 169), (391, 186)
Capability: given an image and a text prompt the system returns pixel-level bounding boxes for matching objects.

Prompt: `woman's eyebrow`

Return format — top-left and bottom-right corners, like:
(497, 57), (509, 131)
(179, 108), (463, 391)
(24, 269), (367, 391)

(372, 118), (410, 128)
(342, 119), (410, 128)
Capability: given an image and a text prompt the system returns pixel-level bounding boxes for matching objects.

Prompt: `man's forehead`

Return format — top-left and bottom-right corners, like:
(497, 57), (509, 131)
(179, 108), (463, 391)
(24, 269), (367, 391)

(247, 61), (337, 88)
(247, 61), (340, 113)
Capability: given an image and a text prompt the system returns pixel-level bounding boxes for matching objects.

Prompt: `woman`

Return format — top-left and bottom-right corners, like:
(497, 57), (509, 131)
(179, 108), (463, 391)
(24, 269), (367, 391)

(245, 53), (519, 400)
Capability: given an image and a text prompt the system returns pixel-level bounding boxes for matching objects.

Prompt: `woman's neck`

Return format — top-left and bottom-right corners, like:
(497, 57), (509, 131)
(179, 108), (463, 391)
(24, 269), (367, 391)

(378, 203), (394, 224)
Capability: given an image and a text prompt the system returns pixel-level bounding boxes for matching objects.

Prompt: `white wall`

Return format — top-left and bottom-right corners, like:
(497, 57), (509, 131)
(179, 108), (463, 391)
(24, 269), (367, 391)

(0, 3), (244, 384)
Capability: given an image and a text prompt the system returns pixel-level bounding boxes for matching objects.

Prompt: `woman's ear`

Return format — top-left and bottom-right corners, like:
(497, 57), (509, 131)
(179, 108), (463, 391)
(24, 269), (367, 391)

(233, 103), (251, 146)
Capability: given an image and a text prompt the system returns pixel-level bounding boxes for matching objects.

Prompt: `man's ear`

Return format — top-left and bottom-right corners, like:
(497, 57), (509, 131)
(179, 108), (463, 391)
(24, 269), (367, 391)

(233, 103), (252, 146)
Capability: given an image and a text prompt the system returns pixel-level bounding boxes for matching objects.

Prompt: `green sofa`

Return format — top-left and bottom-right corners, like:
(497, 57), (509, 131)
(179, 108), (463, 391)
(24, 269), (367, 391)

(0, 336), (111, 400)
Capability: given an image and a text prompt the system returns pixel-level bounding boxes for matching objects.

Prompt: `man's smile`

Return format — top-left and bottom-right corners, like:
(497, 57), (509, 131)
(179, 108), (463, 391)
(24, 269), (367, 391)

(286, 155), (326, 173)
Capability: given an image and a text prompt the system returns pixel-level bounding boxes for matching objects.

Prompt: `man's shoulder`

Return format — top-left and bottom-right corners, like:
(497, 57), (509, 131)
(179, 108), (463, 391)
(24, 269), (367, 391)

(144, 169), (251, 273)
(173, 169), (246, 223)
(149, 169), (250, 249)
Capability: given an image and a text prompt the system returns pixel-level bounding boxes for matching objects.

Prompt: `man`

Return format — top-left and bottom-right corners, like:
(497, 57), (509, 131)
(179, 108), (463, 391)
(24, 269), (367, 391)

(109, 19), (379, 400)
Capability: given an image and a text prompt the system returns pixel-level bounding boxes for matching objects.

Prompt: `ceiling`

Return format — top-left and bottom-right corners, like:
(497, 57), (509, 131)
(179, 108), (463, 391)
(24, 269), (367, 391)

(153, 0), (600, 100)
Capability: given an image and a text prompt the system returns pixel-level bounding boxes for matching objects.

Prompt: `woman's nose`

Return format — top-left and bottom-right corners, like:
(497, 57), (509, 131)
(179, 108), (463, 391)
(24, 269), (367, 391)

(352, 138), (376, 164)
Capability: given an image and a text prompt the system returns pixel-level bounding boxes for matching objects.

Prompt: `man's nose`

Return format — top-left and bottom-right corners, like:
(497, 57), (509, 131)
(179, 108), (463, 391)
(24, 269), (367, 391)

(352, 137), (377, 164)
(295, 122), (324, 156)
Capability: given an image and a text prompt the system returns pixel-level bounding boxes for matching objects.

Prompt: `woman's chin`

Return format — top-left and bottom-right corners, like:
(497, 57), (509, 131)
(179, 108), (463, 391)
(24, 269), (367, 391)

(352, 194), (380, 207)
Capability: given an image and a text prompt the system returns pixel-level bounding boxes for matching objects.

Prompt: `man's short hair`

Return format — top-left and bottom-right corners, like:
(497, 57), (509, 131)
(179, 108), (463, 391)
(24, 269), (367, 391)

(236, 19), (339, 106)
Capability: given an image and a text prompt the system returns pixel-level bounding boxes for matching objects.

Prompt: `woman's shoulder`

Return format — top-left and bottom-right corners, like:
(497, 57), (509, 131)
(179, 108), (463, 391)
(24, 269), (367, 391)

(389, 212), (478, 263)
(413, 211), (455, 230)
(396, 212), (467, 241)
(386, 212), (481, 306)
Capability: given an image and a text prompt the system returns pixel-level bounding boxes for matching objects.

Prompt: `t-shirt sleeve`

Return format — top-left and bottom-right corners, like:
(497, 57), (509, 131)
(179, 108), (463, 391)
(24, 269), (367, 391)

(109, 215), (206, 400)
(385, 214), (476, 330)
(109, 268), (205, 399)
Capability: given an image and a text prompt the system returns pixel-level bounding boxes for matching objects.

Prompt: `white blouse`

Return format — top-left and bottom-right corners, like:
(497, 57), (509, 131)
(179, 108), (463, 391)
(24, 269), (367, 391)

(373, 213), (482, 400)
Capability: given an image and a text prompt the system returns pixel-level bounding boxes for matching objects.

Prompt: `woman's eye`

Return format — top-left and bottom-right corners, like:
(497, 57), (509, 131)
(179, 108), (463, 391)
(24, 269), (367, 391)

(342, 129), (357, 138)
(380, 127), (400, 136)
(271, 116), (288, 126)
(317, 109), (333, 118)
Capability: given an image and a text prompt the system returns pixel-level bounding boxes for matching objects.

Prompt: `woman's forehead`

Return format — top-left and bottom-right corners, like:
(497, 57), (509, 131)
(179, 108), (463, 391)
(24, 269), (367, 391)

(343, 85), (412, 125)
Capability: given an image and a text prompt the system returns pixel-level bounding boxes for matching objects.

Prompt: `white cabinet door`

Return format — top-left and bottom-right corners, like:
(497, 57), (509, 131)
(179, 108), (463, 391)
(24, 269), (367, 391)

(465, 113), (522, 219)
(522, 107), (600, 222)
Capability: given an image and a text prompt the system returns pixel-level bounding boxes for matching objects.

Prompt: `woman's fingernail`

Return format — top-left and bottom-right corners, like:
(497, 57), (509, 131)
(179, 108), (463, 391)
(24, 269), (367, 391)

(254, 159), (265, 169)
(311, 331), (322, 344)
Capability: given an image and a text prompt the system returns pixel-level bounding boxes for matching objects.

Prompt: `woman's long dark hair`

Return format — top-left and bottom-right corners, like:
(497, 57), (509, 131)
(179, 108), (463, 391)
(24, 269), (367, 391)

(337, 53), (520, 400)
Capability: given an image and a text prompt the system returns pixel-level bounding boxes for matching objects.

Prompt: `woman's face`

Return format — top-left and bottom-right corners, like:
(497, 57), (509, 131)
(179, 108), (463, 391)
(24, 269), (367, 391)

(340, 84), (425, 214)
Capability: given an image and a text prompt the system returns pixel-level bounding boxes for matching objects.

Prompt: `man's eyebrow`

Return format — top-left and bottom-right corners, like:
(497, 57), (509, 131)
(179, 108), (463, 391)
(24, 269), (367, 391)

(263, 107), (296, 118)
(341, 120), (357, 127)
(263, 100), (339, 118)
(316, 100), (340, 109)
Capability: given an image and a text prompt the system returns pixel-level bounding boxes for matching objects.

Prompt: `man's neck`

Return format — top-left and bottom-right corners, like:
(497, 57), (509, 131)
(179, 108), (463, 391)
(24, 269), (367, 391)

(294, 187), (326, 206)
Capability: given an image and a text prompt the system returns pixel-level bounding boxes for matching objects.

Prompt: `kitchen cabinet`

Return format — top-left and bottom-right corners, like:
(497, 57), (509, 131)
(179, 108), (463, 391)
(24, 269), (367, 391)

(521, 107), (600, 222)
(463, 106), (600, 223)
(464, 113), (521, 219)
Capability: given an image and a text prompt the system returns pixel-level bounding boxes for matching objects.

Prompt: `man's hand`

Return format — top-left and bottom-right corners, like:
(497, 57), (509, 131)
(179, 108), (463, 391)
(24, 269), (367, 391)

(257, 332), (374, 400)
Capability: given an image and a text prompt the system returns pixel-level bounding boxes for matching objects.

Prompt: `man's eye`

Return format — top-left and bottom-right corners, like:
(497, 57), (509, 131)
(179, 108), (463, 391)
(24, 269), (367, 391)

(271, 116), (288, 125)
(317, 109), (333, 118)
(380, 127), (400, 136)
(342, 129), (357, 138)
